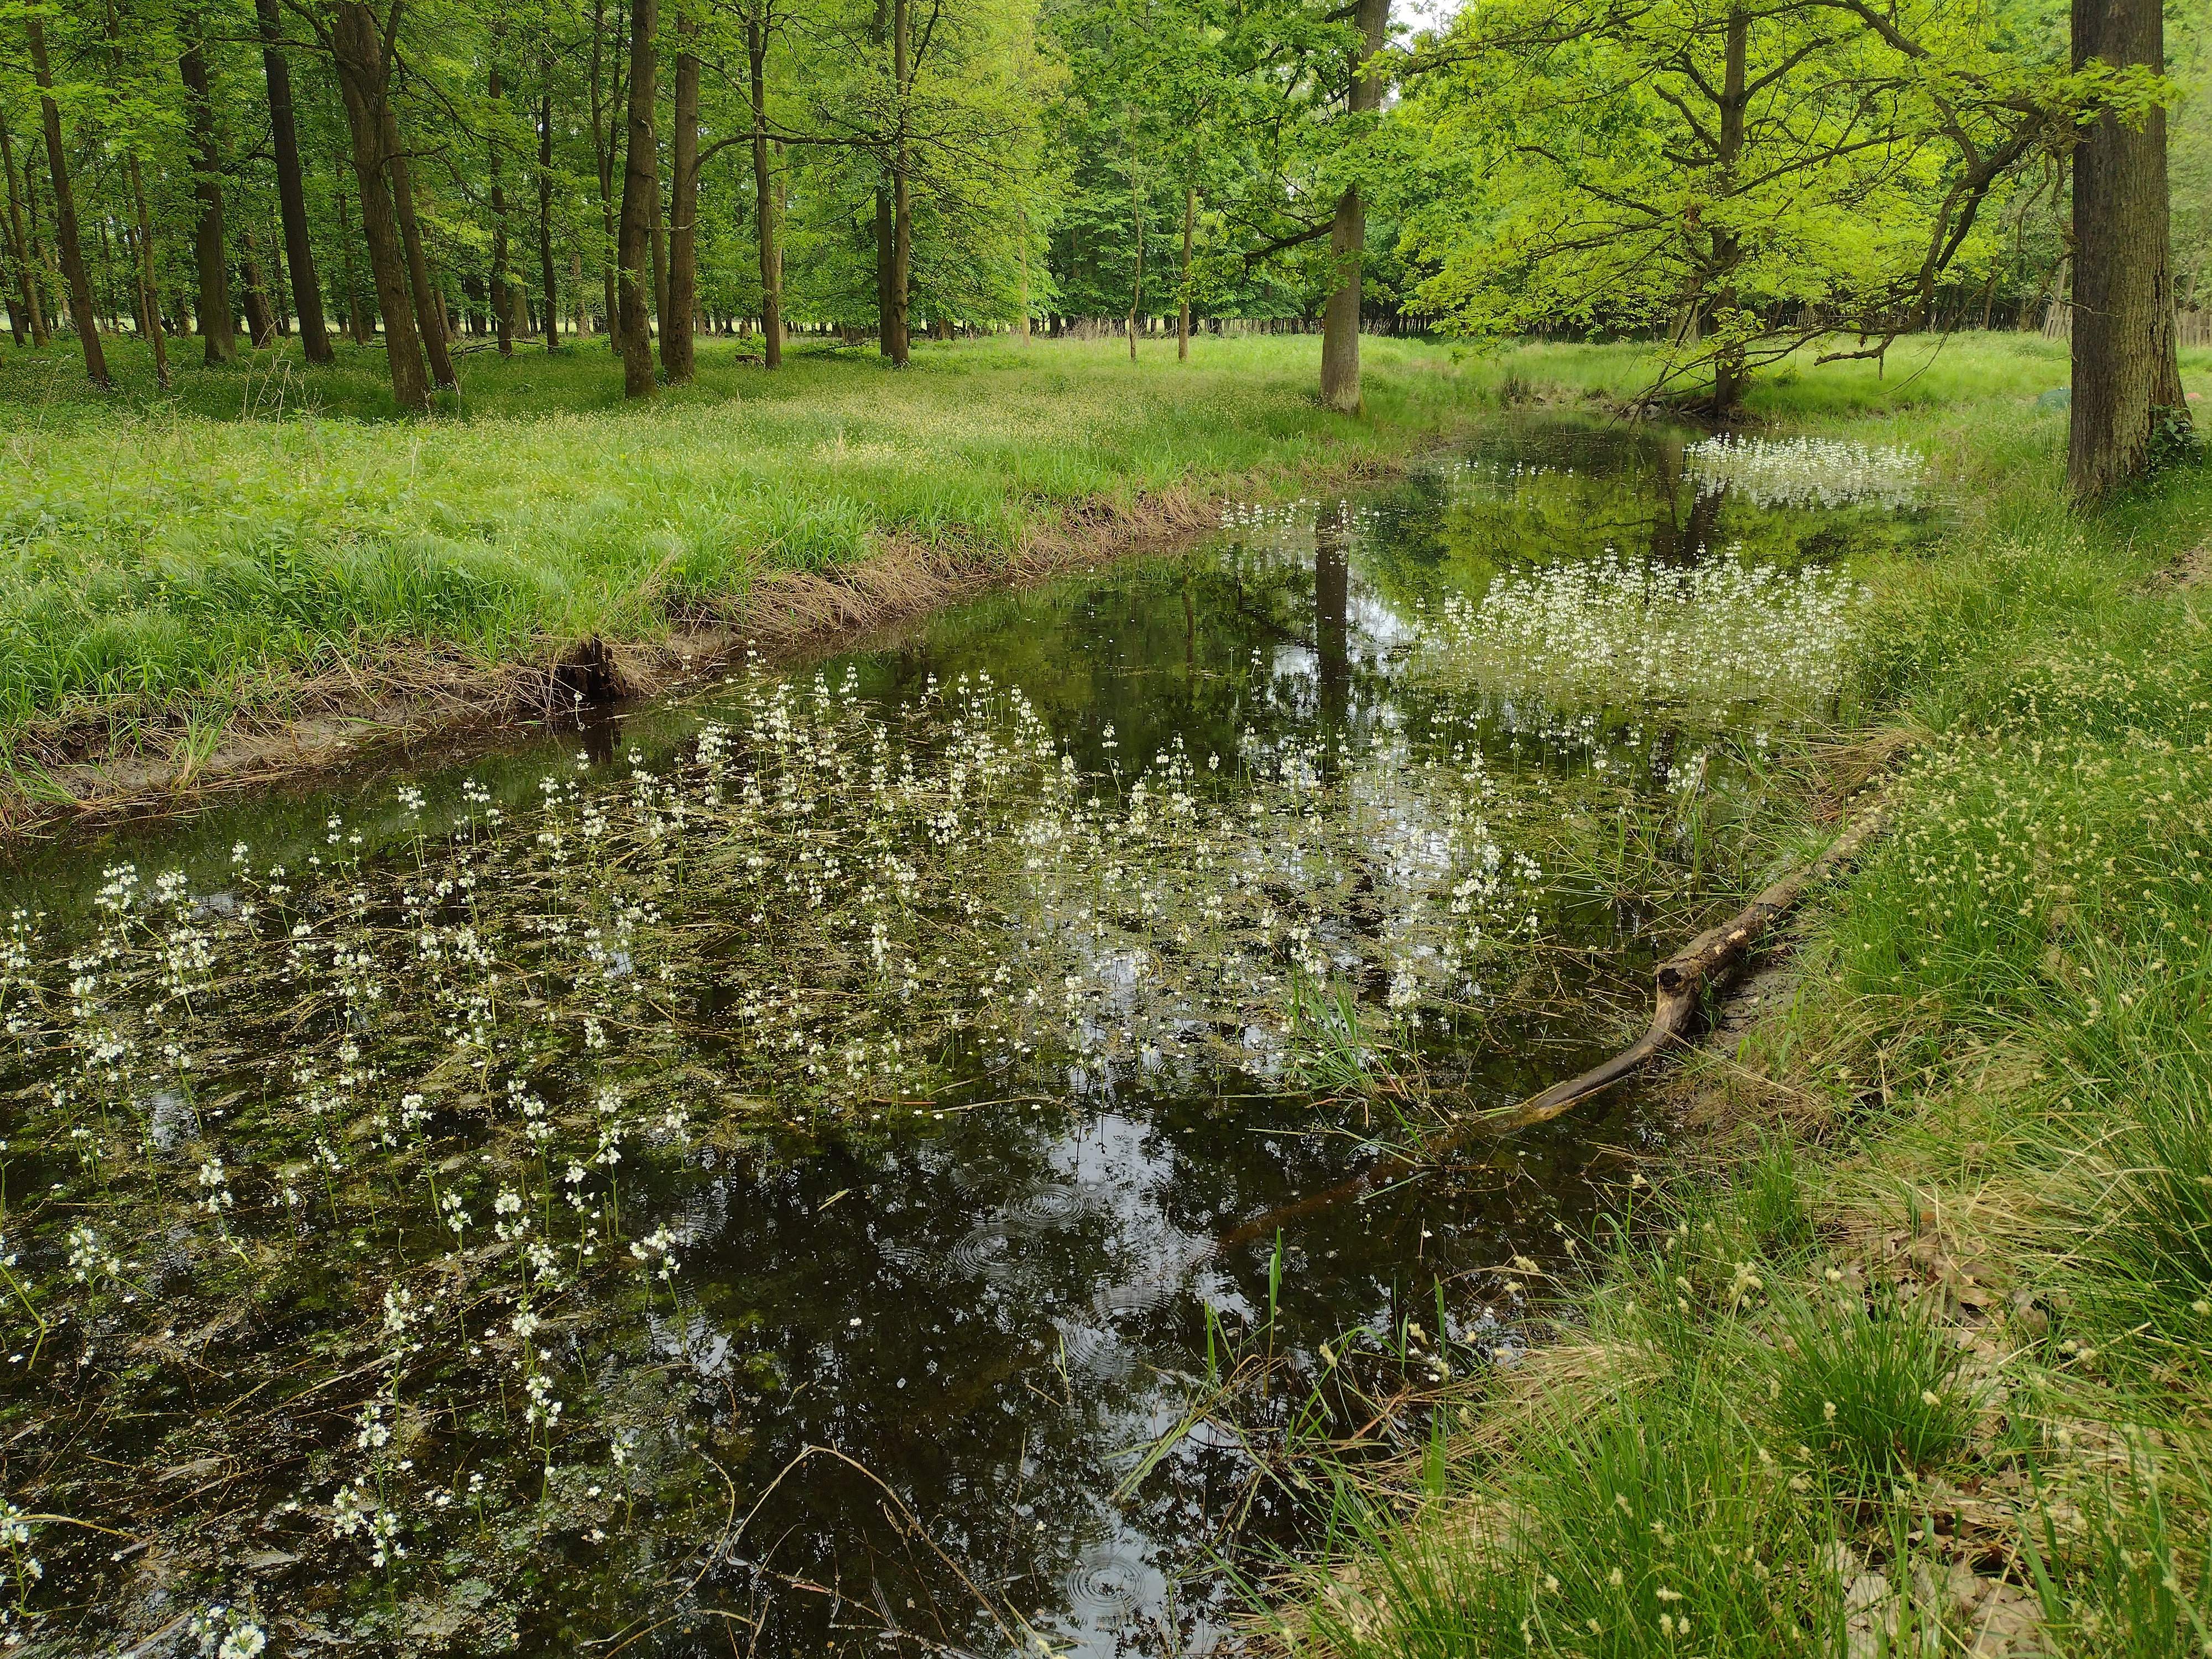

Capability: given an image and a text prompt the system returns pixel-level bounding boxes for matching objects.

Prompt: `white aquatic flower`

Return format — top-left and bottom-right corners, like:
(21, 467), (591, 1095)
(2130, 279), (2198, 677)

(1684, 434), (1925, 509)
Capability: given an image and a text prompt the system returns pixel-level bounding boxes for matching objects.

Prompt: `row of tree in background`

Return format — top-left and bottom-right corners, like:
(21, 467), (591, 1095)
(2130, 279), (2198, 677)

(0, 0), (2203, 482)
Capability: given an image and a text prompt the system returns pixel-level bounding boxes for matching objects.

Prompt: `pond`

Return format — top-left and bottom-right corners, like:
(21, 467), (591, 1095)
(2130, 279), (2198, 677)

(0, 418), (1932, 1657)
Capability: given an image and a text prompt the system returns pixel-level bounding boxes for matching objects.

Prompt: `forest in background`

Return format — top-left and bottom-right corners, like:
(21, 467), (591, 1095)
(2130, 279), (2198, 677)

(0, 0), (2205, 415)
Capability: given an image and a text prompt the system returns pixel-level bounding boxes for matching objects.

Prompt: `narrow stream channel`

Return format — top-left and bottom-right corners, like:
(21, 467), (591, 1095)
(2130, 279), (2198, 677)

(0, 416), (1930, 1657)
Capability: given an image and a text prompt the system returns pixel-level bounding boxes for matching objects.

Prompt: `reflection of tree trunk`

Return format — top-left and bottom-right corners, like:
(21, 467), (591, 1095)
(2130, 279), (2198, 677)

(1315, 502), (1350, 745)
(1647, 724), (1678, 795)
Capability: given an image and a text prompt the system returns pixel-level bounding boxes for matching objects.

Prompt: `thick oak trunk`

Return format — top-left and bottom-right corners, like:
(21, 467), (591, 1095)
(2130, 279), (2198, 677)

(26, 18), (107, 387)
(254, 0), (332, 362)
(332, 1), (428, 409)
(178, 18), (236, 365)
(2069, 0), (2187, 497)
(1317, 0), (1386, 413)
(617, 0), (659, 397)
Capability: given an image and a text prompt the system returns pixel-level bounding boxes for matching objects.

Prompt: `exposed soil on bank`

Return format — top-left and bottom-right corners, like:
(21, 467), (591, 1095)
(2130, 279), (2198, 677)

(0, 456), (1399, 836)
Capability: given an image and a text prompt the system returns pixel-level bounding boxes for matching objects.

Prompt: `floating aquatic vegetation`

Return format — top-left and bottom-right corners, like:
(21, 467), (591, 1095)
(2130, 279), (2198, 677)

(1410, 550), (1867, 728)
(0, 662), (1554, 1651)
(1684, 435), (1926, 510)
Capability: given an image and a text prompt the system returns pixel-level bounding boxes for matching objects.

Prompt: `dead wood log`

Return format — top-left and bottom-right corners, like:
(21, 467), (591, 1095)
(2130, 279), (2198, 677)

(1211, 801), (1887, 1258)
(1469, 800), (1890, 1137)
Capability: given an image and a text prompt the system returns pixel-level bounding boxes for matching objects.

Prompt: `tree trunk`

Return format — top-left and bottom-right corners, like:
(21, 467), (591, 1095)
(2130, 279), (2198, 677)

(538, 76), (559, 351)
(25, 17), (107, 387)
(331, 151), (373, 343)
(1317, 0), (1386, 413)
(1177, 182), (1193, 361)
(1126, 177), (1143, 362)
(127, 159), (168, 383)
(1016, 205), (1030, 345)
(384, 106), (458, 389)
(332, 0), (429, 410)
(487, 58), (514, 356)
(254, 0), (332, 362)
(0, 123), (45, 346)
(888, 0), (911, 366)
(747, 19), (781, 370)
(589, 0), (622, 352)
(179, 17), (237, 365)
(617, 0), (659, 397)
(241, 232), (279, 345)
(2069, 0), (2187, 497)
(662, 17), (698, 380)
(1707, 6), (1749, 414)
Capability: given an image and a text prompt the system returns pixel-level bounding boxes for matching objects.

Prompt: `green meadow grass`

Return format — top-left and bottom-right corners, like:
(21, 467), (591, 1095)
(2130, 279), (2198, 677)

(1293, 335), (2212, 1659)
(0, 332), (1501, 762)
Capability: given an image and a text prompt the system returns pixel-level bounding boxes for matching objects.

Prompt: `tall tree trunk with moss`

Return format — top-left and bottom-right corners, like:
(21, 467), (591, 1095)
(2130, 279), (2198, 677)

(0, 124), (45, 346)
(178, 15), (236, 364)
(2068, 0), (2188, 496)
(747, 17), (781, 368)
(662, 13), (699, 380)
(617, 0), (659, 397)
(383, 107), (457, 389)
(538, 74), (559, 351)
(254, 0), (332, 362)
(1318, 0), (1386, 413)
(25, 18), (106, 387)
(332, 1), (427, 409)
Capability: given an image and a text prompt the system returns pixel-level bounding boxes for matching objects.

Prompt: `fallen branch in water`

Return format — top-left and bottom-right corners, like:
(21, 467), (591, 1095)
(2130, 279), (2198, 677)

(1214, 800), (1888, 1256)
(1468, 799), (1891, 1136)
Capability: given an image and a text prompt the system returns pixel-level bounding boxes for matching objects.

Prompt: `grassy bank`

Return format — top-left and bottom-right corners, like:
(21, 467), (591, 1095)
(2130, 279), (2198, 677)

(1290, 336), (2212, 1657)
(0, 333), (1492, 805)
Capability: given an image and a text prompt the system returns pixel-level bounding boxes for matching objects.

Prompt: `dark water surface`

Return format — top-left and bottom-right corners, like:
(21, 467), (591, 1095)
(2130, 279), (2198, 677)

(0, 418), (1926, 1657)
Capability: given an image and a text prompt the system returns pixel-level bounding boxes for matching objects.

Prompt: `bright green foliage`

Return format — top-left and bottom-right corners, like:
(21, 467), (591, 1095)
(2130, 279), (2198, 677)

(1383, 0), (2096, 400)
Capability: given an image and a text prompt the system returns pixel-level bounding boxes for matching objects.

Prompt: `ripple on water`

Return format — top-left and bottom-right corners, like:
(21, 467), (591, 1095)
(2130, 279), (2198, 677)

(947, 1221), (1013, 1277)
(1062, 1543), (1151, 1626)
(1003, 1181), (1084, 1234)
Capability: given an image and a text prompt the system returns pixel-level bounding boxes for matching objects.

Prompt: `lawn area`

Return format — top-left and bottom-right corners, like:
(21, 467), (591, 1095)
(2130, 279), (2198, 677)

(0, 332), (1499, 794)
(1290, 335), (2212, 1657)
